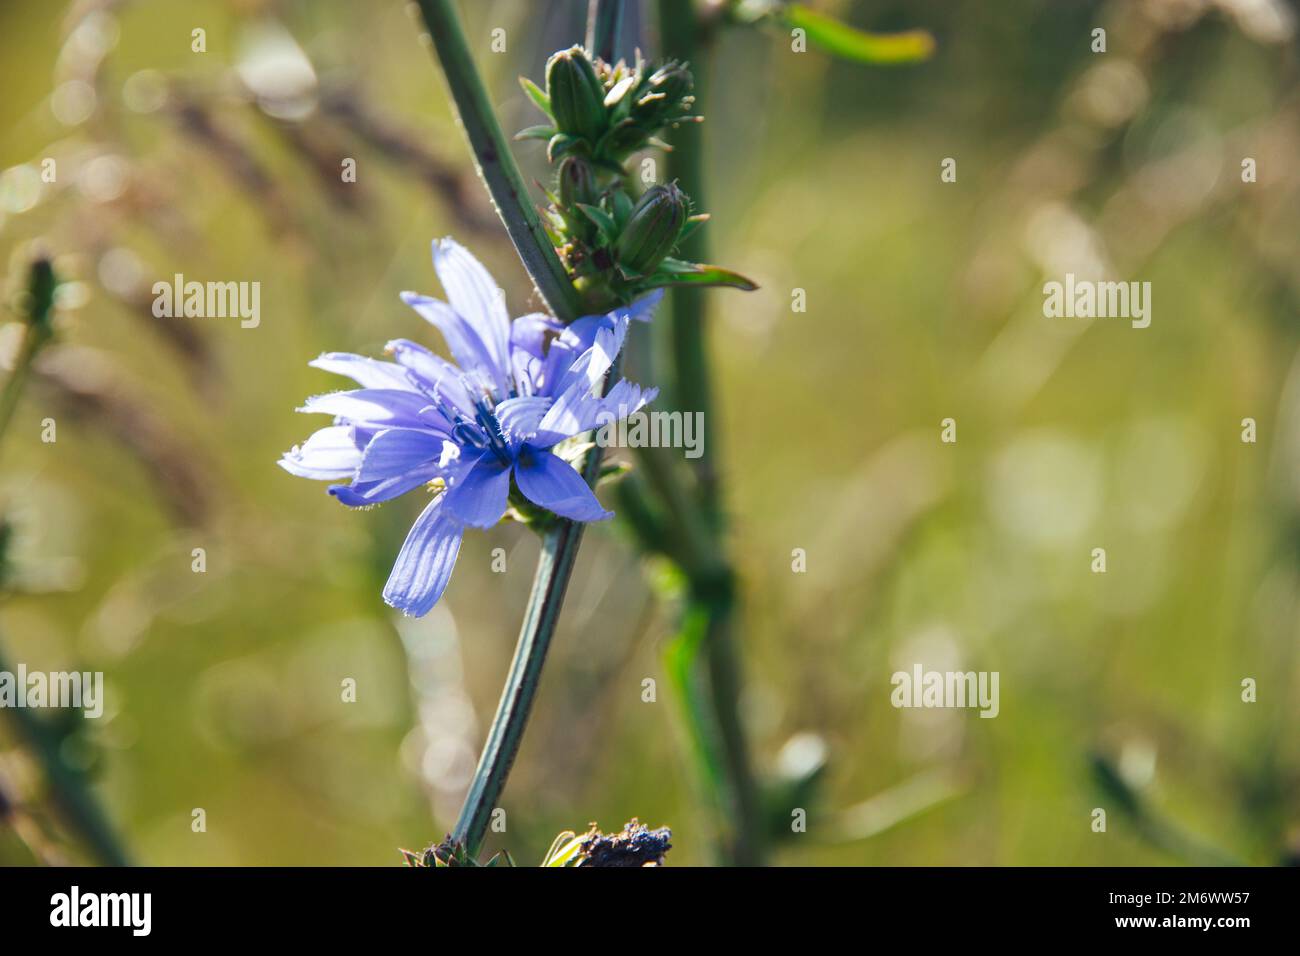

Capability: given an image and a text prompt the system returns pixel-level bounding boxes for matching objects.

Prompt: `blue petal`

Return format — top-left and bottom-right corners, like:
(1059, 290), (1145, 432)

(431, 238), (512, 377)
(532, 321), (635, 444)
(329, 466), (440, 507)
(299, 389), (447, 430)
(385, 339), (476, 415)
(309, 353), (414, 390)
(509, 312), (564, 359)
(514, 447), (611, 522)
(527, 315), (603, 398)
(440, 453), (511, 528)
(401, 292), (507, 398)
(278, 425), (361, 480)
(531, 379), (658, 449)
(547, 318), (626, 402)
(622, 289), (664, 323)
(526, 292), (657, 396)
(357, 428), (452, 482)
(382, 498), (464, 616)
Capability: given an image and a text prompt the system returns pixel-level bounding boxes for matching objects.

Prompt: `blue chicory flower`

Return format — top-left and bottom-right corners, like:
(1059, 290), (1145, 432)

(281, 238), (660, 616)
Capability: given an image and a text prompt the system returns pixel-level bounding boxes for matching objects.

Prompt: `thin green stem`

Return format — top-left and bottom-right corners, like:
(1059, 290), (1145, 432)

(415, 0), (584, 321)
(0, 259), (56, 463)
(451, 354), (619, 856)
(415, 0), (617, 859)
(446, 431), (633, 856)
(451, 522), (583, 853)
(0, 637), (131, 866)
(0, 261), (130, 866)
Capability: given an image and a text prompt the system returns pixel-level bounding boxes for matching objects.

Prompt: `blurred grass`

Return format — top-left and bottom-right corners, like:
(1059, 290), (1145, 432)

(0, 0), (1297, 865)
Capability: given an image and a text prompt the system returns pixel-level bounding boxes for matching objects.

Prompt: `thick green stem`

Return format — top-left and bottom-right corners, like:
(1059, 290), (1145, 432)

(656, 0), (765, 866)
(658, 0), (720, 522)
(632, 445), (717, 575)
(415, 0), (584, 320)
(586, 0), (625, 61)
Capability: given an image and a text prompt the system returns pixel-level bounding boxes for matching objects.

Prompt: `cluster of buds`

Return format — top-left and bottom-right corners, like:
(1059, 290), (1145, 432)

(520, 46), (697, 169)
(519, 47), (755, 313)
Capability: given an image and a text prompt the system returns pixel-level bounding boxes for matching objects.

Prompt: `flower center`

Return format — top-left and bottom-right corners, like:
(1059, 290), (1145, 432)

(447, 397), (512, 467)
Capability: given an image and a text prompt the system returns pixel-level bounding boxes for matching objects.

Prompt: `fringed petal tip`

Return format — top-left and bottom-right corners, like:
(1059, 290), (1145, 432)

(625, 288), (665, 321)
(382, 593), (425, 618)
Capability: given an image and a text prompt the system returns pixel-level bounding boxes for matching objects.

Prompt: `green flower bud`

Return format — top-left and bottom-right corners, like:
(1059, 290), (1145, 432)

(545, 46), (608, 142)
(632, 61), (695, 126)
(614, 183), (688, 276)
(557, 155), (599, 211)
(646, 62), (693, 108)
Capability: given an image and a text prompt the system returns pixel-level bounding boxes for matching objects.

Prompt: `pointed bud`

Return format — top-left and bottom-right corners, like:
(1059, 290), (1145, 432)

(25, 257), (56, 331)
(631, 61), (695, 127)
(545, 46), (608, 142)
(614, 183), (688, 276)
(646, 62), (693, 107)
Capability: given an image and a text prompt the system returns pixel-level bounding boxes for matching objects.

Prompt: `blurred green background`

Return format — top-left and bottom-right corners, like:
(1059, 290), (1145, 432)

(1, 0), (1298, 865)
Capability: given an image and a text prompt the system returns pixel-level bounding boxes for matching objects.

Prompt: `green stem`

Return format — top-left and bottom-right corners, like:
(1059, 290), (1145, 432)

(586, 0), (625, 61)
(415, 0), (584, 321)
(0, 638), (131, 866)
(0, 259), (56, 462)
(655, 0), (765, 866)
(658, 0), (720, 523)
(451, 523), (583, 854)
(631, 445), (717, 575)
(451, 355), (619, 857)
(0, 261), (129, 866)
(416, 0), (618, 859)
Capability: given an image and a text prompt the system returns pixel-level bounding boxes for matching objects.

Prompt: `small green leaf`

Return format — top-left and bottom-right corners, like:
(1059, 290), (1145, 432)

(610, 189), (634, 227)
(679, 213), (710, 243)
(544, 834), (587, 867)
(546, 133), (582, 163)
(515, 124), (557, 142)
(646, 260), (759, 291)
(519, 76), (551, 116)
(598, 461), (631, 487)
(541, 830), (577, 866)
(783, 5), (935, 65)
(577, 203), (618, 243)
